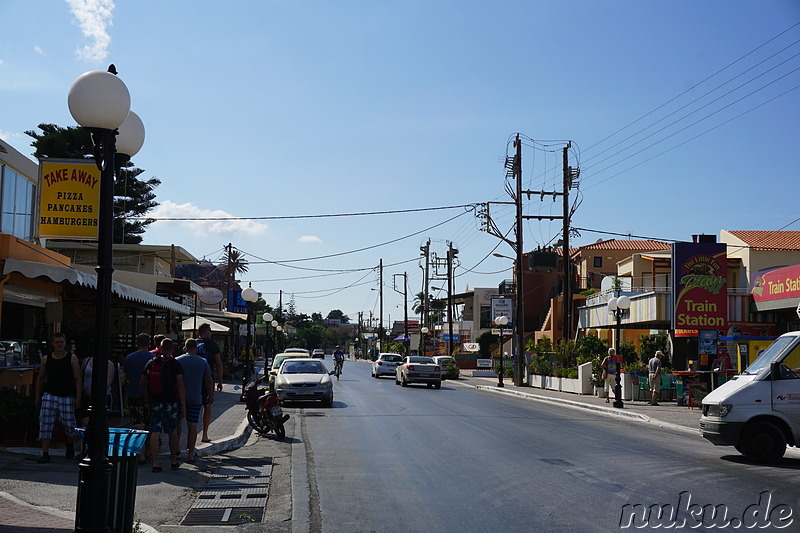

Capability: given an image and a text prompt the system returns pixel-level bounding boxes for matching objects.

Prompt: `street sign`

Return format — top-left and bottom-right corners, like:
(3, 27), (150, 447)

(491, 297), (513, 326)
(443, 334), (460, 342)
(477, 359), (492, 368)
(463, 342), (479, 352)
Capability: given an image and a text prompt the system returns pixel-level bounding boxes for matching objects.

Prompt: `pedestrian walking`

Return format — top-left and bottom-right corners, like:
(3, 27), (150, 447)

(77, 355), (116, 427)
(197, 323), (223, 443)
(124, 333), (154, 464)
(648, 350), (664, 406)
(176, 338), (213, 463)
(141, 337), (185, 472)
(35, 332), (82, 463)
(601, 348), (619, 404)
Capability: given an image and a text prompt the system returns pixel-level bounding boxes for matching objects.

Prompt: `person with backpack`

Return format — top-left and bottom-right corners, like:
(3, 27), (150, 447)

(140, 337), (185, 472)
(196, 323), (223, 443)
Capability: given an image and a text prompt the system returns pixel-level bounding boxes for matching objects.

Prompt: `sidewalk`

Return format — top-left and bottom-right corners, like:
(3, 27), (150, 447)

(452, 371), (705, 434)
(0, 380), (252, 532)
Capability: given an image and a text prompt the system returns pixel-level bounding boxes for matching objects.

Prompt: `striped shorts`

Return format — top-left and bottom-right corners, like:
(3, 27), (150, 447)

(184, 404), (202, 424)
(39, 392), (78, 440)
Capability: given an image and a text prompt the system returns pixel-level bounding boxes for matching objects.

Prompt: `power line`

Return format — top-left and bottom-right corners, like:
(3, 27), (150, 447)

(133, 203), (477, 221)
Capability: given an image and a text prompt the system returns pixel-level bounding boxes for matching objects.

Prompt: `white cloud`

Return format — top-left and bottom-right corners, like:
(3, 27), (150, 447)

(34, 46), (45, 56)
(66, 0), (115, 62)
(298, 235), (322, 244)
(148, 200), (268, 238)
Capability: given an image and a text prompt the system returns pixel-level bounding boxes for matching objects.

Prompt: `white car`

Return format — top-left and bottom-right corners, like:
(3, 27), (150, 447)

(274, 358), (334, 407)
(372, 353), (403, 378)
(395, 356), (442, 388)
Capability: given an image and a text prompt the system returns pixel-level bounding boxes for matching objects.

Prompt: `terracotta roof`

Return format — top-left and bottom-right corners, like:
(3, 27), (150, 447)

(727, 231), (800, 251)
(575, 239), (672, 252)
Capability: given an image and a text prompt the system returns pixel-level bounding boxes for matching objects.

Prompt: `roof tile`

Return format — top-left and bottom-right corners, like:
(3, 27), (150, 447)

(727, 231), (800, 251)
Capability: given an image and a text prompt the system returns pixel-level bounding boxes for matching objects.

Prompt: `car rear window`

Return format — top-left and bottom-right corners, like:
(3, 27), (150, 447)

(382, 355), (402, 362)
(408, 357), (434, 364)
(282, 361), (325, 374)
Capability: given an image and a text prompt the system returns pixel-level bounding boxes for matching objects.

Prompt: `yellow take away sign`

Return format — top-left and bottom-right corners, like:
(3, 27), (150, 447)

(38, 159), (102, 239)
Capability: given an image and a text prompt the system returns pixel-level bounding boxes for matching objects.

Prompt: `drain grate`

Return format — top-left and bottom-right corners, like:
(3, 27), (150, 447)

(180, 457), (273, 526)
(181, 507), (264, 526)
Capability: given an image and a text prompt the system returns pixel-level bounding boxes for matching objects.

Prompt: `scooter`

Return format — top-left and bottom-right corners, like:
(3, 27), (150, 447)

(243, 375), (289, 440)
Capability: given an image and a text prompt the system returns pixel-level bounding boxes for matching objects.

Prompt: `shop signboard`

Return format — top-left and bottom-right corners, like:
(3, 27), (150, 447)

(228, 290), (247, 314)
(491, 297), (513, 326)
(38, 158), (101, 239)
(671, 242), (727, 336)
(750, 264), (800, 303)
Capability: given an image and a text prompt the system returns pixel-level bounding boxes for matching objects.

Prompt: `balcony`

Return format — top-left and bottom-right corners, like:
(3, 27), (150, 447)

(577, 287), (753, 330)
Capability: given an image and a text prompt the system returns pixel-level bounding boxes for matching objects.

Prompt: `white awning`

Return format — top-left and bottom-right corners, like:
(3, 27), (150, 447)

(181, 316), (230, 332)
(2, 257), (190, 314)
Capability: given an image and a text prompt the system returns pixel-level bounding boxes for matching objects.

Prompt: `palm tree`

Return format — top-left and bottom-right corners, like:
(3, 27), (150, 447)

(220, 246), (249, 284)
(412, 292), (428, 316)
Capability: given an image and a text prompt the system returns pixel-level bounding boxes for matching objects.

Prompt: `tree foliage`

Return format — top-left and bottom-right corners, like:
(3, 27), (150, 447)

(326, 309), (349, 323)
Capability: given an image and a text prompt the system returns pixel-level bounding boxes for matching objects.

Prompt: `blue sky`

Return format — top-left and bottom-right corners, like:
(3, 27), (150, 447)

(2, 1), (799, 324)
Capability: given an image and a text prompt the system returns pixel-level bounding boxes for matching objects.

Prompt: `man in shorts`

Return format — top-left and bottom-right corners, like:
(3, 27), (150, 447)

(648, 350), (663, 406)
(141, 338), (185, 472)
(197, 323), (223, 443)
(124, 333), (153, 464)
(176, 339), (213, 463)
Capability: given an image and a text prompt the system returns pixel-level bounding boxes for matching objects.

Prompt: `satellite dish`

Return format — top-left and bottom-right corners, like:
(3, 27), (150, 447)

(198, 287), (224, 305)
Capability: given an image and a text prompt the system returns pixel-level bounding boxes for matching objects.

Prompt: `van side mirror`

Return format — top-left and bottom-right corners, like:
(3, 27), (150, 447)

(771, 361), (782, 381)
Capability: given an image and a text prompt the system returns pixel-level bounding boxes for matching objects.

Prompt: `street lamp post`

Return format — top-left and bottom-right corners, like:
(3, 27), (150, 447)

(242, 285), (258, 382)
(608, 293), (631, 409)
(263, 312), (273, 362)
(68, 65), (143, 532)
(494, 315), (509, 388)
(420, 327), (429, 357)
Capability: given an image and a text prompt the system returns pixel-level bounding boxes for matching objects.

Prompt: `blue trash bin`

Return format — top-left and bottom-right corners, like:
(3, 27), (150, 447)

(76, 428), (148, 533)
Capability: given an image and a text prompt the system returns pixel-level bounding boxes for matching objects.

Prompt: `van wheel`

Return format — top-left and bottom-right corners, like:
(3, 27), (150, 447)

(740, 421), (786, 464)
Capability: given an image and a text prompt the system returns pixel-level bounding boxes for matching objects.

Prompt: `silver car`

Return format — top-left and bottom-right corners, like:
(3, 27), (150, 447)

(274, 358), (334, 407)
(371, 352), (403, 378)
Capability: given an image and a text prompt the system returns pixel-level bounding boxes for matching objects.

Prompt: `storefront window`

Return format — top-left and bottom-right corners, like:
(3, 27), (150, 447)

(0, 165), (35, 240)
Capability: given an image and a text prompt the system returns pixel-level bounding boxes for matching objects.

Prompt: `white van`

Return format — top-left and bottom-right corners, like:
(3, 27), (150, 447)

(700, 330), (800, 463)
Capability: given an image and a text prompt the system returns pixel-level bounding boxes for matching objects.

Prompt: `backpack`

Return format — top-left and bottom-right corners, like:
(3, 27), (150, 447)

(146, 356), (171, 396)
(197, 341), (207, 357)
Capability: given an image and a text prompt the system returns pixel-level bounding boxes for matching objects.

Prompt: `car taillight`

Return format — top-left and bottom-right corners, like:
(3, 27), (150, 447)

(407, 365), (415, 371)
(377, 361), (383, 366)
(434, 366), (440, 372)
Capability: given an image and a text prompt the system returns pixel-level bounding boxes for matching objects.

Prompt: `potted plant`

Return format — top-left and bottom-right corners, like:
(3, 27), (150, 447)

(0, 389), (38, 444)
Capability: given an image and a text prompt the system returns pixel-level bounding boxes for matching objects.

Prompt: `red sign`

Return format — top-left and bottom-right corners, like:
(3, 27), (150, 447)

(672, 242), (727, 331)
(751, 264), (800, 302)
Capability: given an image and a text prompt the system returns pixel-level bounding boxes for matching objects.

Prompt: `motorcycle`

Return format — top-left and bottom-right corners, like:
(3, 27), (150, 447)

(243, 375), (290, 440)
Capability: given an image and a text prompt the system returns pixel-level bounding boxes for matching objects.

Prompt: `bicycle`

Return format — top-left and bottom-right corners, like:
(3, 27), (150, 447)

(333, 359), (343, 380)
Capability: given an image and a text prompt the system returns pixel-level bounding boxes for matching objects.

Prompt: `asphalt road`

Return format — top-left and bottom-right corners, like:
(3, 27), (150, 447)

(288, 360), (800, 532)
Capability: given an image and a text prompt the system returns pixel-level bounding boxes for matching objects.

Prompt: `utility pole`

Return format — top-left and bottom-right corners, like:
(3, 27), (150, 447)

(480, 136), (578, 386)
(379, 259), (384, 355)
(562, 142), (573, 341)
(393, 273), (410, 358)
(421, 239), (430, 330)
(447, 242), (456, 358)
(513, 136), (524, 387)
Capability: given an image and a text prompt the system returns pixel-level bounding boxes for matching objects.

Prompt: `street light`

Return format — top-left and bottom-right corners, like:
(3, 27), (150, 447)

(608, 293), (631, 409)
(263, 312), (273, 359)
(421, 327), (429, 357)
(242, 285), (258, 381)
(68, 65), (142, 532)
(494, 315), (509, 388)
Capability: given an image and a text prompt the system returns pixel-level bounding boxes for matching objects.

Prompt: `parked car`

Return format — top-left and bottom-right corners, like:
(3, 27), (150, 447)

(274, 358), (333, 407)
(432, 356), (459, 380)
(395, 356), (442, 388)
(371, 352), (403, 378)
(269, 352), (311, 390)
(312, 349), (325, 359)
